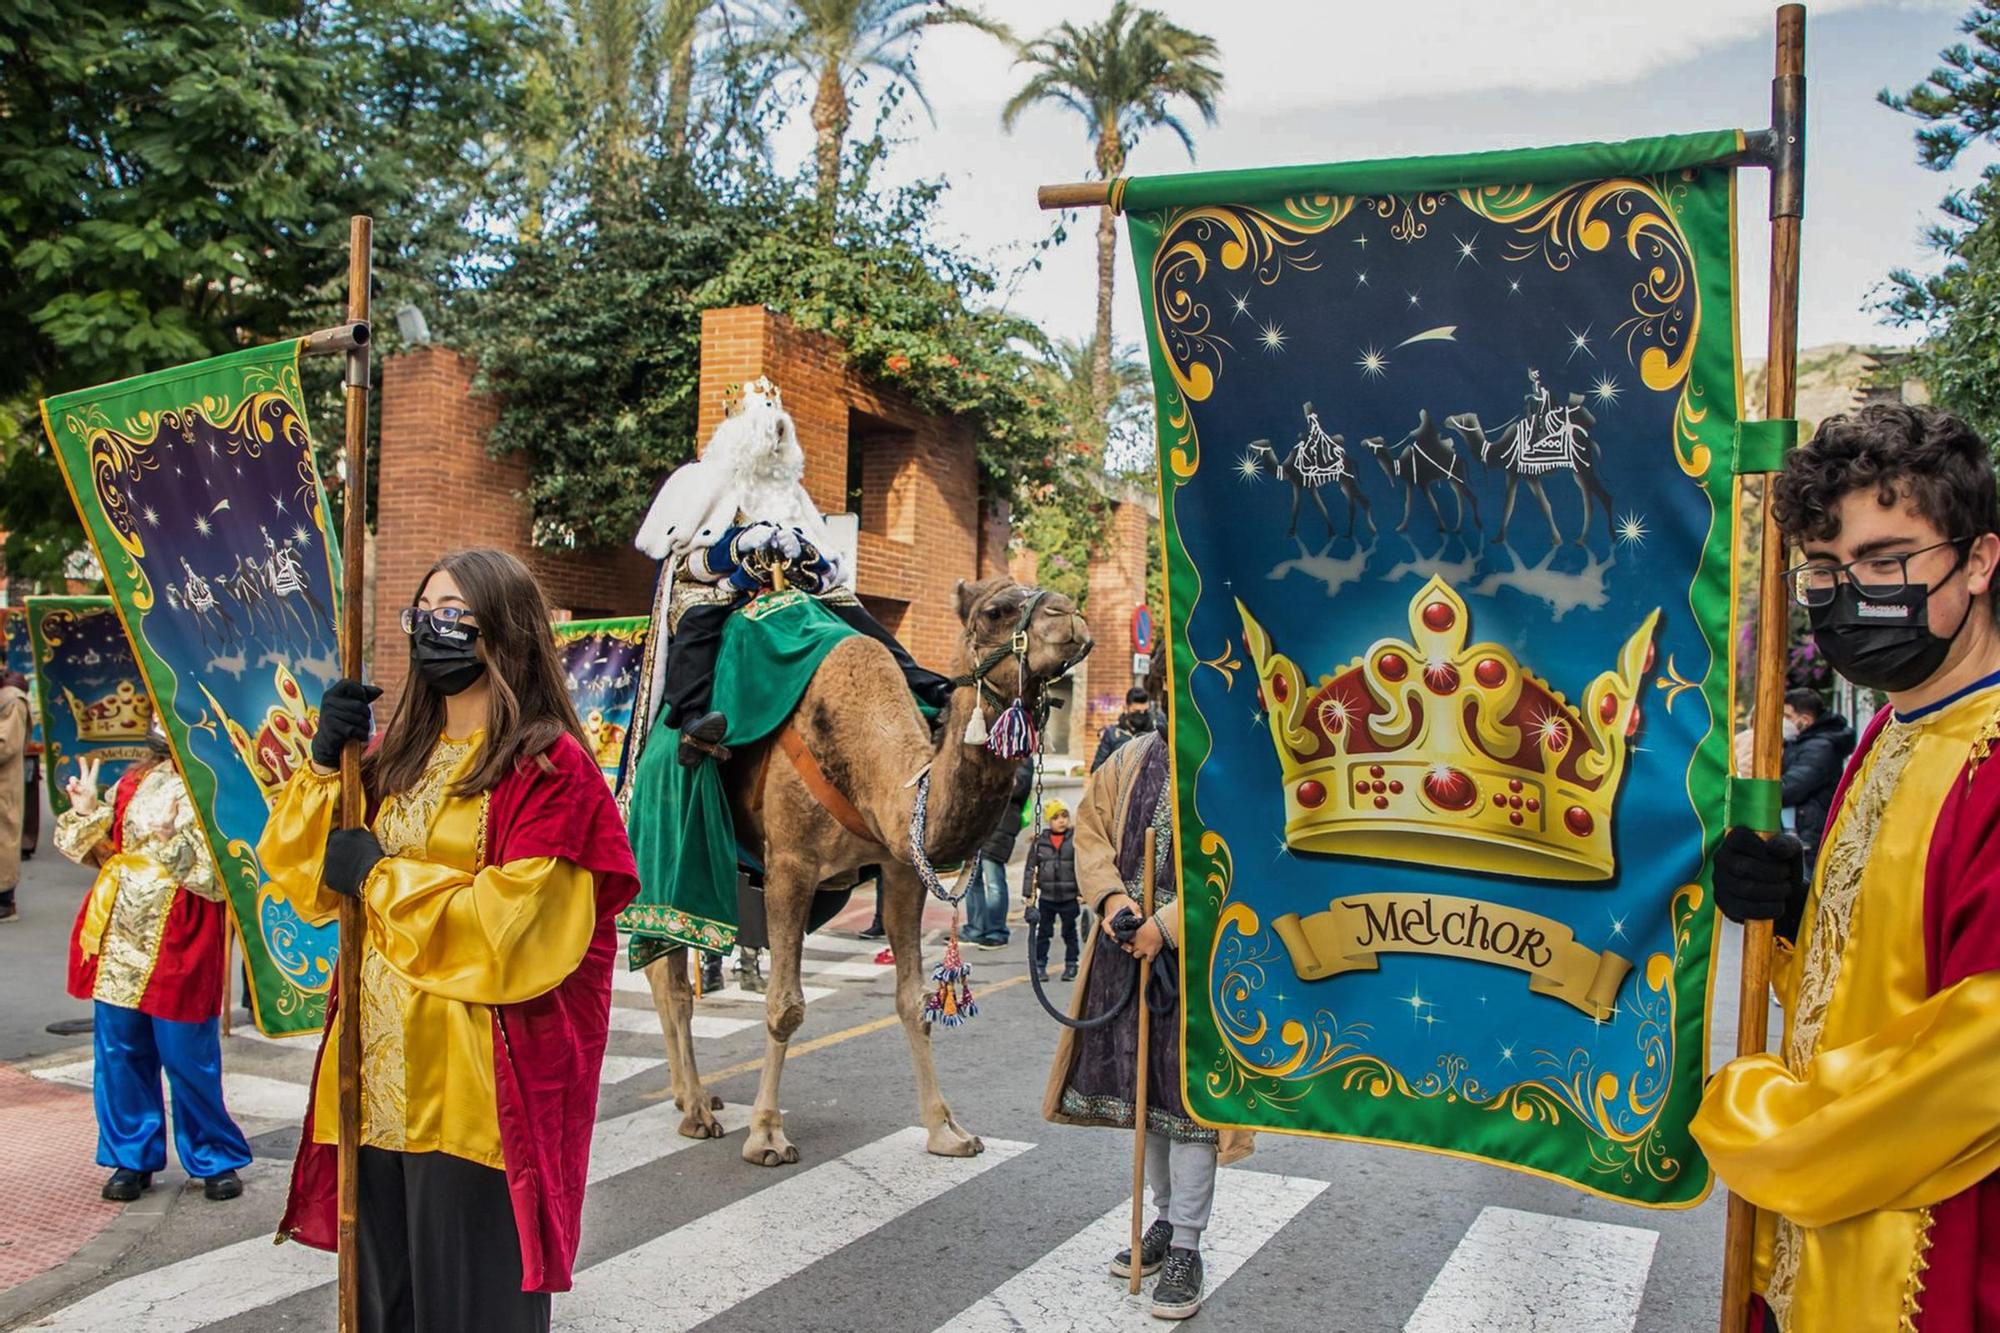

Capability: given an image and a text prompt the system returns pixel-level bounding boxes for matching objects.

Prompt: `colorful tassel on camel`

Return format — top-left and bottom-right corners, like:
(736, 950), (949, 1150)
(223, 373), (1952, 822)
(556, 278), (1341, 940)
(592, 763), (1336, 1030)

(984, 697), (1035, 760)
(923, 925), (978, 1028)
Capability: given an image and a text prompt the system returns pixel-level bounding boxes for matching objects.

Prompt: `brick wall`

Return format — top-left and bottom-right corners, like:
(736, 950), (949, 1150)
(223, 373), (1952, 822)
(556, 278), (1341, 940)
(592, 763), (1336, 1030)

(374, 309), (995, 709)
(1079, 500), (1150, 759)
(373, 346), (655, 711)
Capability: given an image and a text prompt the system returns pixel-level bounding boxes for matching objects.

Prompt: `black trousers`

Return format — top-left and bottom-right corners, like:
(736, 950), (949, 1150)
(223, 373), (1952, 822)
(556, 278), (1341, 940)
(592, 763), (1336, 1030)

(1032, 901), (1081, 969)
(357, 1147), (550, 1333)
(661, 597), (952, 730)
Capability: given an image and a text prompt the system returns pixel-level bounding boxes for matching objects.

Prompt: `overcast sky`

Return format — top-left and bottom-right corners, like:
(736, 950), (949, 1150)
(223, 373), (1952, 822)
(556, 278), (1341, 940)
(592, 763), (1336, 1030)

(769, 1), (1990, 364)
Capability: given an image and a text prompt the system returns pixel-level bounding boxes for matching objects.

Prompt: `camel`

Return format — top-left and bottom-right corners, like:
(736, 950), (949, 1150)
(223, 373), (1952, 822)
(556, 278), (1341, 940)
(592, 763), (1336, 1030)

(1361, 408), (1483, 535)
(1444, 397), (1615, 548)
(1243, 402), (1376, 542)
(641, 576), (1092, 1166)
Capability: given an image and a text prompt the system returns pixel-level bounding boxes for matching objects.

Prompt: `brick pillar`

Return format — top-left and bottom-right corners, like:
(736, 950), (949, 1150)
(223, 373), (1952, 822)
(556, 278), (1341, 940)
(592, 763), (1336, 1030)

(1080, 501), (1150, 759)
(978, 496), (1011, 581)
(372, 346), (522, 713)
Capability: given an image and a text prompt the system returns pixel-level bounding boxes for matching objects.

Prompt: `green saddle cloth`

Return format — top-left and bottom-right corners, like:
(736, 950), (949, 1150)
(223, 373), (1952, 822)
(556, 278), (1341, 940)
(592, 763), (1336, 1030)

(619, 590), (926, 962)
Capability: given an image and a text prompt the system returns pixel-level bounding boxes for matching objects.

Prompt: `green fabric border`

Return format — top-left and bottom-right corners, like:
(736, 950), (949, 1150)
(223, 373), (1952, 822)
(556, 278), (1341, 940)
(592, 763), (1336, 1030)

(1727, 776), (1784, 834)
(1131, 136), (1741, 1208)
(1735, 419), (1797, 474)
(1119, 129), (1743, 213)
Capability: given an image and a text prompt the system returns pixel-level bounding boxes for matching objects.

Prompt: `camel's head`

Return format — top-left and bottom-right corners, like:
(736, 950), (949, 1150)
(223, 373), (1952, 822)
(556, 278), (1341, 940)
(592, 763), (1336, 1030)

(952, 578), (1092, 705)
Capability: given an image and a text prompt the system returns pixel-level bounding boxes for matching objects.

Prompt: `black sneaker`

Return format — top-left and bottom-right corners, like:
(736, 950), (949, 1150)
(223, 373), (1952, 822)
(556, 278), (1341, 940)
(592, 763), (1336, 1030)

(102, 1168), (152, 1202)
(1061, 962), (1078, 981)
(1151, 1247), (1204, 1320)
(1110, 1218), (1173, 1278)
(1033, 968), (1049, 983)
(857, 924), (886, 940)
(699, 954), (724, 993)
(203, 1169), (243, 1201)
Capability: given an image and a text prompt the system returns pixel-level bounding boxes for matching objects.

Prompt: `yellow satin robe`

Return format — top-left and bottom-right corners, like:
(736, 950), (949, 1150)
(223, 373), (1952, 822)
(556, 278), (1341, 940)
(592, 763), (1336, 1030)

(1692, 682), (2000, 1331)
(260, 732), (598, 1169)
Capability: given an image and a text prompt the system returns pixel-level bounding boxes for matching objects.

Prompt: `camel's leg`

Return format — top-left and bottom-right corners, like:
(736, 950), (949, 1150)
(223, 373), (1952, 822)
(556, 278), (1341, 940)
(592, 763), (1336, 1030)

(881, 864), (983, 1158)
(743, 858), (813, 1168)
(644, 948), (724, 1138)
(1530, 478), (1562, 547)
(1349, 480), (1376, 536)
(1499, 475), (1520, 544)
(1286, 488), (1303, 538)
(1397, 482), (1415, 532)
(1570, 471), (1595, 548)
(1424, 483), (1448, 532)
(1584, 470), (1617, 542)
(1456, 480), (1483, 534)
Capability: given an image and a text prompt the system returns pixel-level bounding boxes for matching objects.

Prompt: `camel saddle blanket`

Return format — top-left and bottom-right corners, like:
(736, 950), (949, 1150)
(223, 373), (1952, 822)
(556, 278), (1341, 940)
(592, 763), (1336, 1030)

(619, 589), (881, 960)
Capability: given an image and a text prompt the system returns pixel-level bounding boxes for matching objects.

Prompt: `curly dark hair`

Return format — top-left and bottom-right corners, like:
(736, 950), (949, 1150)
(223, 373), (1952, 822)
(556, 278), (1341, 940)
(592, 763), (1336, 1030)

(1771, 403), (1997, 547)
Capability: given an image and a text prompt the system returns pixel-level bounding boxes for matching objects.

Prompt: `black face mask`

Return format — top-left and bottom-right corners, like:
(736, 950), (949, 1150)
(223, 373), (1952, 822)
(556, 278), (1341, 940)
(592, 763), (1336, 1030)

(1809, 555), (1972, 694)
(411, 620), (487, 696)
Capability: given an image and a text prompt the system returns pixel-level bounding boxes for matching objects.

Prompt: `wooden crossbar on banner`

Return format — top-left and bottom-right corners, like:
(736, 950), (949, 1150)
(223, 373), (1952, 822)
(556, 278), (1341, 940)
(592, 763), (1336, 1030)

(1032, 8), (1808, 1331)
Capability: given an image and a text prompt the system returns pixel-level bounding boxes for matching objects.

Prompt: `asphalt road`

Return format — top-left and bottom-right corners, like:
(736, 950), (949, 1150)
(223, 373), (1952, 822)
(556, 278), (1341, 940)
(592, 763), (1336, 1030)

(1, 822), (1757, 1333)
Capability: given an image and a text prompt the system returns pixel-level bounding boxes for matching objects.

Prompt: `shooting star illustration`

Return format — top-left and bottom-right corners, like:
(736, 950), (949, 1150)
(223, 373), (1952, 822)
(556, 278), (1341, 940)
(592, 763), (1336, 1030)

(210, 499), (232, 514)
(1393, 326), (1458, 350)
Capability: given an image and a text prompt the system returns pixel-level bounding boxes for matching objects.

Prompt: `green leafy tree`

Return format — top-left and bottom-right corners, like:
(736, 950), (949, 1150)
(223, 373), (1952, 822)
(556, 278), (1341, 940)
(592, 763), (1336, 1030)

(741, 0), (1003, 232)
(0, 0), (542, 583)
(1879, 3), (2000, 439)
(1003, 2), (1222, 415)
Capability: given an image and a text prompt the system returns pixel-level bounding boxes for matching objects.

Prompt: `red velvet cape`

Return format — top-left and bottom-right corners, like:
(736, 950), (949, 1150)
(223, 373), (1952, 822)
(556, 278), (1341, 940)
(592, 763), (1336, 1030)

(279, 733), (640, 1292)
(1792, 701), (2000, 1332)
(65, 764), (227, 1024)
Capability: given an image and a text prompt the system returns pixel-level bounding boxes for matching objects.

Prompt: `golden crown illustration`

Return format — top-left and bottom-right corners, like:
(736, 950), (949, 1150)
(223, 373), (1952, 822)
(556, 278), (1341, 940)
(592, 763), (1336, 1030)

(64, 681), (152, 743)
(200, 663), (318, 805)
(1237, 576), (1658, 882)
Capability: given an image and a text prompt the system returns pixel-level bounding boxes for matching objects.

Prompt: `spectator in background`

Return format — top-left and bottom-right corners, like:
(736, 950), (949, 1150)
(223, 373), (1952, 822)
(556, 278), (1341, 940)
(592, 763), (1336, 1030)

(0, 670), (27, 923)
(1024, 799), (1081, 983)
(1781, 687), (1855, 874)
(1092, 687), (1158, 773)
(965, 758), (1033, 950)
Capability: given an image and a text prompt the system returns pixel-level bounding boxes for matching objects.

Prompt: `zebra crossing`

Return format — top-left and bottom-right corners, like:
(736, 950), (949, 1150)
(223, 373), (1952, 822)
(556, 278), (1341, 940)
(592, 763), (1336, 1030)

(11, 929), (1678, 1332)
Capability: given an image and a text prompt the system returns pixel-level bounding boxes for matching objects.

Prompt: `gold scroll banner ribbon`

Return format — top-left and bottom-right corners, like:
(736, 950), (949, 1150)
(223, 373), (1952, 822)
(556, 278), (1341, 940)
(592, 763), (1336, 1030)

(1271, 892), (1633, 1020)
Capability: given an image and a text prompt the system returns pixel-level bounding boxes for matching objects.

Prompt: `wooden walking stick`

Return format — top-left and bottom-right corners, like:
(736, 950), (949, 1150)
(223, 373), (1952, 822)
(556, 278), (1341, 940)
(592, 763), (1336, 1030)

(1129, 826), (1157, 1296)
(335, 214), (373, 1333)
(1720, 9), (1804, 1331)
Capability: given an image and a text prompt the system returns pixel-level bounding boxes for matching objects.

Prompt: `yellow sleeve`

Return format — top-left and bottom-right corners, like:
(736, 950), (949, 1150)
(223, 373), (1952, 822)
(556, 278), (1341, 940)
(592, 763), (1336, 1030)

(256, 767), (345, 926)
(1691, 969), (2000, 1228)
(54, 803), (115, 866)
(362, 855), (598, 1006)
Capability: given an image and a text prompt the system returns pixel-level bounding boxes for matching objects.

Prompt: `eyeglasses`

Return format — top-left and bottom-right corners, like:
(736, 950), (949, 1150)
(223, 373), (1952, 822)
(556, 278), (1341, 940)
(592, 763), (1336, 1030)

(400, 606), (474, 635)
(1783, 537), (1972, 608)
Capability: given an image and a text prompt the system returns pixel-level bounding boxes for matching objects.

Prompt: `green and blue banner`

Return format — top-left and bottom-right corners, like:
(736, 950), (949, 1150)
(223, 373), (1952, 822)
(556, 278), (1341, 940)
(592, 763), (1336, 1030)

(1131, 133), (1743, 1205)
(2, 604), (42, 751)
(553, 615), (649, 788)
(25, 596), (153, 814)
(40, 342), (342, 1036)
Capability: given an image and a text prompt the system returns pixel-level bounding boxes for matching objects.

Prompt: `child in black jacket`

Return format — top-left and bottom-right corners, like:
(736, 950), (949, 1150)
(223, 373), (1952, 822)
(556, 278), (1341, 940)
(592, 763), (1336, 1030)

(1024, 800), (1082, 983)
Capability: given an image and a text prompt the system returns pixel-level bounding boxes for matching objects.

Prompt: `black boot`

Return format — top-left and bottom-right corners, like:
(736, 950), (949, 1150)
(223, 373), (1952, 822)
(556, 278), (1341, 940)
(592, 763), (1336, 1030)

(1151, 1247), (1205, 1320)
(204, 1169), (243, 1201)
(739, 947), (766, 994)
(1111, 1218), (1173, 1279)
(678, 711), (731, 767)
(699, 952), (724, 993)
(102, 1168), (152, 1202)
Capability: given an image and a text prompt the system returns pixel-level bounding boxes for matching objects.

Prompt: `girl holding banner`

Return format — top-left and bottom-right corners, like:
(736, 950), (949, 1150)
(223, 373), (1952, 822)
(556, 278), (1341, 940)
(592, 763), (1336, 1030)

(258, 548), (638, 1332)
(57, 721), (251, 1203)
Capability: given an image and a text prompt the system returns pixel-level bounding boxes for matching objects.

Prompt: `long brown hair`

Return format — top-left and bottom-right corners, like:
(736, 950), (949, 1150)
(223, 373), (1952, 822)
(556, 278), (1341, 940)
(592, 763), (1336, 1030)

(367, 548), (588, 800)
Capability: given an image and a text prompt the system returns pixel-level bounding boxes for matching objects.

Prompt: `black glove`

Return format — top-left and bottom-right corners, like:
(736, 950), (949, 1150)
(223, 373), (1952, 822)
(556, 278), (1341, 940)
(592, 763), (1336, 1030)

(323, 828), (386, 899)
(311, 679), (382, 770)
(1712, 827), (1806, 940)
(1024, 901), (1041, 926)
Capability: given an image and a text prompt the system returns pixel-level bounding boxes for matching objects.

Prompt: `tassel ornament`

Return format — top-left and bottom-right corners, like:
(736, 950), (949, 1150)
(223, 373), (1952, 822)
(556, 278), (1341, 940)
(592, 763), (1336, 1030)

(924, 920), (978, 1027)
(962, 705), (989, 747)
(985, 698), (1034, 760)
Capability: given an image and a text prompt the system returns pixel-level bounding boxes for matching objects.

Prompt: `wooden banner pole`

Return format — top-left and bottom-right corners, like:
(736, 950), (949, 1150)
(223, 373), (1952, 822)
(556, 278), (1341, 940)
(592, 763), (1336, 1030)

(1720, 8), (1804, 1332)
(1128, 827), (1157, 1297)
(335, 214), (373, 1333)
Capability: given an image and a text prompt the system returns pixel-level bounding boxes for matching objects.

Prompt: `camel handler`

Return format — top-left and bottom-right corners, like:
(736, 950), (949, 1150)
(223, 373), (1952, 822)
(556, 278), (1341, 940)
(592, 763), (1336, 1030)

(0, 670), (27, 922)
(1043, 727), (1252, 1322)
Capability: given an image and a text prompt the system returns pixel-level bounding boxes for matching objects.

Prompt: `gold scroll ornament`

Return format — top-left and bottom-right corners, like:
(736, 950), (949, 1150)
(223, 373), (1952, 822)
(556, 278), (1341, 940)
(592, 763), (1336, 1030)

(1272, 893), (1632, 1020)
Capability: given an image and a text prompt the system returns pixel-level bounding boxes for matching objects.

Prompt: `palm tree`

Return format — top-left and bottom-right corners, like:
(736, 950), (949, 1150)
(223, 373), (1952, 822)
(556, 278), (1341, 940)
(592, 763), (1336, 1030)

(1035, 332), (1153, 470)
(661, 0), (722, 157)
(743, 0), (1004, 232)
(1003, 2), (1222, 417)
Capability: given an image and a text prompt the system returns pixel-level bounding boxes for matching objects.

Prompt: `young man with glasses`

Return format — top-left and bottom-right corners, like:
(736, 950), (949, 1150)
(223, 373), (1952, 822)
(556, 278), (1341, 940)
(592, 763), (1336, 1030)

(1691, 404), (2000, 1332)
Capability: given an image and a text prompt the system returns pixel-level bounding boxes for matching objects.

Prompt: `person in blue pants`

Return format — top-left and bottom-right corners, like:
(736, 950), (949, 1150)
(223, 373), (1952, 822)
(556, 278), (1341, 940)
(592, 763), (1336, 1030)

(57, 738), (250, 1202)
